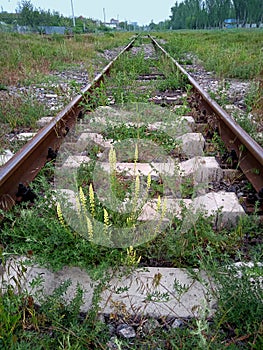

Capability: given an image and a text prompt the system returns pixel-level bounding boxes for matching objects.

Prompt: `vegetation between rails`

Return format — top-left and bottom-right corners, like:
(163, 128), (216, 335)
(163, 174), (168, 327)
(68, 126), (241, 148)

(1, 108), (263, 349)
(0, 158), (262, 349)
(0, 32), (263, 349)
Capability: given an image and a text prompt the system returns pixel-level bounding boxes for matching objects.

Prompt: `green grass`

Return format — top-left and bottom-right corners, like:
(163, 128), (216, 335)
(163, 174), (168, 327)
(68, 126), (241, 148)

(0, 32), (132, 86)
(155, 29), (263, 146)
(0, 93), (48, 130)
(158, 29), (263, 80)
(0, 31), (133, 149)
(103, 123), (180, 154)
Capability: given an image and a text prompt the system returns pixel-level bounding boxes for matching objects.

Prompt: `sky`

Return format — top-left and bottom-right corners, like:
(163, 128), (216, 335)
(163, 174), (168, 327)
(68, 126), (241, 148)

(0, 0), (179, 25)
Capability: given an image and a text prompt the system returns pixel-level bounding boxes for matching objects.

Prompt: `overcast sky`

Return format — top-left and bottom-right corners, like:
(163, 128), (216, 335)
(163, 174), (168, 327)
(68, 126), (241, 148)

(1, 0), (180, 25)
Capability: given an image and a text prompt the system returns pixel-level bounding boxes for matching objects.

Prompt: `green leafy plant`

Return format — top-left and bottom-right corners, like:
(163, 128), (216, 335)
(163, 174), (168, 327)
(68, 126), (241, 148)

(80, 82), (109, 111)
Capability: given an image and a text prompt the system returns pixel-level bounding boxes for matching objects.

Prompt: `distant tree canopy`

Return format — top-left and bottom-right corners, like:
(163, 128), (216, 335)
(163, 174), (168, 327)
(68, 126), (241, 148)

(16, 0), (70, 27)
(170, 0), (263, 29)
(0, 0), (97, 32)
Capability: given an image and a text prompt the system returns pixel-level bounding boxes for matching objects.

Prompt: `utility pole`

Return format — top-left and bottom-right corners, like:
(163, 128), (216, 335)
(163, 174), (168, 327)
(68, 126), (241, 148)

(103, 8), (106, 24)
(70, 0), (75, 27)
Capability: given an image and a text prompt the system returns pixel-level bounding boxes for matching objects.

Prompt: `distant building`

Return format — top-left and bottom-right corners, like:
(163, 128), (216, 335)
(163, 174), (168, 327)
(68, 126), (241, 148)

(14, 25), (68, 34)
(104, 18), (119, 29)
(223, 18), (237, 28)
(39, 26), (66, 34)
(130, 22), (138, 27)
(0, 21), (9, 32)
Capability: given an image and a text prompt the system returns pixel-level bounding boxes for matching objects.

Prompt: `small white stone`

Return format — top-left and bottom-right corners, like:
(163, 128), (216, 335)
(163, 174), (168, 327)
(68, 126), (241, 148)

(171, 319), (184, 328)
(46, 93), (58, 98)
(36, 116), (54, 128)
(77, 133), (113, 149)
(117, 324), (136, 339)
(176, 133), (205, 157)
(62, 155), (90, 168)
(16, 132), (36, 141)
(0, 149), (14, 166)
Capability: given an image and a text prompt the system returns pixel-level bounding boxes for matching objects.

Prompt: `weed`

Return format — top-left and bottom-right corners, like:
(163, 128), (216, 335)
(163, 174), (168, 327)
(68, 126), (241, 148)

(0, 254), (112, 349)
(210, 131), (227, 156)
(206, 260), (263, 348)
(0, 93), (48, 130)
(157, 70), (188, 92)
(1, 163), (262, 348)
(208, 80), (230, 107)
(234, 112), (258, 140)
(103, 123), (180, 154)
(80, 82), (109, 111)
(105, 49), (156, 104)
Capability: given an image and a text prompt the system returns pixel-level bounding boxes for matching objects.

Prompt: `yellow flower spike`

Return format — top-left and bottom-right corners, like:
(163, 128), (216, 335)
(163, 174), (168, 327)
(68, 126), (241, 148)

(103, 208), (110, 227)
(79, 186), (86, 206)
(103, 208), (111, 237)
(109, 146), (117, 174)
(129, 175), (140, 223)
(134, 143), (139, 164)
(56, 202), (66, 227)
(156, 195), (161, 212)
(79, 186), (88, 216)
(147, 173), (151, 191)
(75, 196), (81, 217)
(126, 246), (141, 266)
(161, 197), (167, 218)
(126, 216), (135, 227)
(86, 216), (93, 241)
(133, 143), (139, 176)
(135, 175), (140, 198)
(89, 183), (95, 217)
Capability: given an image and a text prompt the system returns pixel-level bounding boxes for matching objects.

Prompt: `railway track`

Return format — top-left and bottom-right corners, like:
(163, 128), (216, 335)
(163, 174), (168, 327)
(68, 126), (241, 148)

(0, 34), (262, 347)
(0, 34), (262, 216)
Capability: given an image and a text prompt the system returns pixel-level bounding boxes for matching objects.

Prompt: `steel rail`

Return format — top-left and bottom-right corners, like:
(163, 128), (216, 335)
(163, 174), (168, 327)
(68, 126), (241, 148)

(1, 34), (263, 211)
(150, 35), (263, 193)
(0, 36), (136, 209)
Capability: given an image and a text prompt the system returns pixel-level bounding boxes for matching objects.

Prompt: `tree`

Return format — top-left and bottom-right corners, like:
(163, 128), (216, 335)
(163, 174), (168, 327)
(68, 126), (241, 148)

(169, 0), (262, 30)
(246, 0), (263, 26)
(232, 0), (248, 25)
(17, 0), (35, 26)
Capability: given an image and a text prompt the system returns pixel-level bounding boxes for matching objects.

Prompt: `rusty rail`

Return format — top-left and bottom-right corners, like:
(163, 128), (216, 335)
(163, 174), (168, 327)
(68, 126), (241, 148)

(150, 35), (263, 193)
(0, 36), (136, 209)
(1, 34), (263, 210)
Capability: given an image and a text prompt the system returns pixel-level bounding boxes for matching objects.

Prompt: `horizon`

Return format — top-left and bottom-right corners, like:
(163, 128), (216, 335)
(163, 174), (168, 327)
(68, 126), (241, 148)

(0, 0), (180, 26)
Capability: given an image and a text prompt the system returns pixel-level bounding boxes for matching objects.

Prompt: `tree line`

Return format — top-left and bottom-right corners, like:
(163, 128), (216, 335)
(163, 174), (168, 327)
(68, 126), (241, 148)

(170, 0), (263, 29)
(0, 0), (262, 31)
